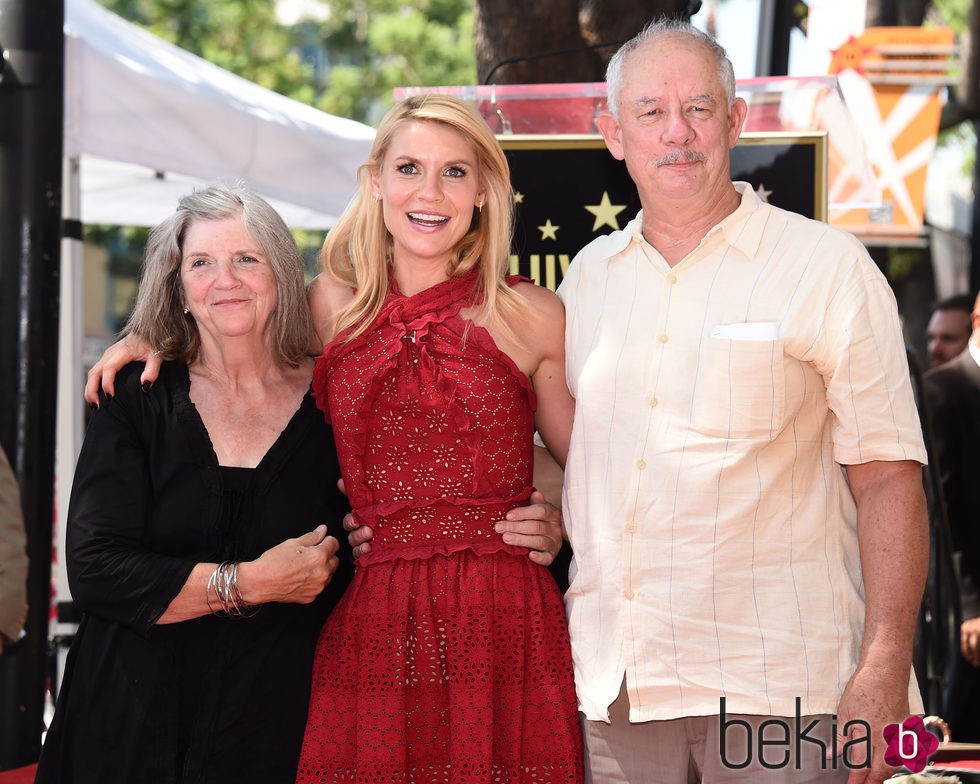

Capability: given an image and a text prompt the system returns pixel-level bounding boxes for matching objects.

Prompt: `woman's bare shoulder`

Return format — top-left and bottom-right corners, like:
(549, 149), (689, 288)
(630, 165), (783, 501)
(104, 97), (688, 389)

(309, 273), (355, 308)
(511, 280), (566, 326)
(501, 281), (567, 373)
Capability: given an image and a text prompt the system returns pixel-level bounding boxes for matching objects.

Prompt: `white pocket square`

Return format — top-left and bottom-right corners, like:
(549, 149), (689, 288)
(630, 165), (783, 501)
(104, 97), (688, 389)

(710, 321), (779, 341)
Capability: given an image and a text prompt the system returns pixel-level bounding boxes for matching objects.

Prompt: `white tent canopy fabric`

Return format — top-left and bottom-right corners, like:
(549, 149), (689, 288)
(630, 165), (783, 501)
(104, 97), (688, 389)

(64, 0), (376, 228)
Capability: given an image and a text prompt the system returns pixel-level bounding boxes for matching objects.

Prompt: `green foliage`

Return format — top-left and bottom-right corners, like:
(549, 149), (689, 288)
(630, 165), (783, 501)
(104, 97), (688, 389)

(85, 225), (149, 278)
(939, 122), (977, 178)
(98, 0), (316, 101)
(886, 246), (924, 281)
(927, 0), (976, 176)
(96, 0), (477, 124)
(316, 1), (476, 123)
(929, 0), (972, 29)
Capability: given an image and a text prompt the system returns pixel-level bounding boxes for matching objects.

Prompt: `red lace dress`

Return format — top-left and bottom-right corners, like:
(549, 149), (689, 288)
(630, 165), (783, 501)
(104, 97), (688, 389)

(296, 272), (583, 784)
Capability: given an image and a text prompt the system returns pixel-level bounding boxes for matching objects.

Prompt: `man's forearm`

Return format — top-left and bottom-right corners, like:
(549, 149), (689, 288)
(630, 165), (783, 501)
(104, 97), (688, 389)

(847, 460), (928, 665)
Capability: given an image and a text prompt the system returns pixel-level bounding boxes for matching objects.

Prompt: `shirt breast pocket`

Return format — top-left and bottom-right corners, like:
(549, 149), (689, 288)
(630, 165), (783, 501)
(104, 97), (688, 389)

(691, 336), (785, 440)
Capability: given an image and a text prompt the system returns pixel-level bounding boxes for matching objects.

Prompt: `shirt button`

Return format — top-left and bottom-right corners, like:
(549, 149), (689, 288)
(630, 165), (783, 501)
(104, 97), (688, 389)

(636, 459), (647, 470)
(666, 273), (678, 284)
(648, 396), (658, 407)
(657, 333), (668, 343)
(625, 523), (637, 534)
(624, 590), (635, 600)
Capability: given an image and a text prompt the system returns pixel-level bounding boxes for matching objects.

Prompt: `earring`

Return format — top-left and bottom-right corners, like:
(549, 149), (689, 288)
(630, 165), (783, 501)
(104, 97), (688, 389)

(183, 307), (190, 315)
(374, 192), (381, 202)
(477, 202), (483, 213)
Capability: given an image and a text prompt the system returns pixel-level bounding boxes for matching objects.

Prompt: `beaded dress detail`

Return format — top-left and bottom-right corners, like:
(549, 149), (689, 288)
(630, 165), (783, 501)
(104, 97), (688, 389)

(296, 271), (583, 783)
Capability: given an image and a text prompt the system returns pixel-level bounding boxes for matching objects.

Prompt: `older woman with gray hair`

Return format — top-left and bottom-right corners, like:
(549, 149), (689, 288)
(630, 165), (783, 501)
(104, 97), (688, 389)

(36, 185), (351, 784)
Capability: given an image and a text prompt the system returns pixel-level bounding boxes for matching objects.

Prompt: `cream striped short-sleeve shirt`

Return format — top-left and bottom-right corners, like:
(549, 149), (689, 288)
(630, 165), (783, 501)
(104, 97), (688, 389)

(558, 183), (927, 723)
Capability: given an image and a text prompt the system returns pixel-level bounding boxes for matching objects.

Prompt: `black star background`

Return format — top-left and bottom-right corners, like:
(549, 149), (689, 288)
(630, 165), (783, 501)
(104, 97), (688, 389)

(502, 133), (825, 291)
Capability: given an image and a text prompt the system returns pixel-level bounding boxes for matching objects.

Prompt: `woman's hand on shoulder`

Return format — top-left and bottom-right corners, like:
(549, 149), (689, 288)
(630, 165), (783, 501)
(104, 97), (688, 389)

(308, 273), (355, 349)
(84, 334), (160, 405)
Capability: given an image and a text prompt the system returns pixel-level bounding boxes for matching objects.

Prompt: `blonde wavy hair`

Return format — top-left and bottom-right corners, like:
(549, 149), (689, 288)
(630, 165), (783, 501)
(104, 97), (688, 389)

(322, 94), (524, 341)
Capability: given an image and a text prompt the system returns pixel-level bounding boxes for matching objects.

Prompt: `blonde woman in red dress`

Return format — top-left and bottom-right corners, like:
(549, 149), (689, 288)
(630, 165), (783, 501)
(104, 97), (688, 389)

(294, 94), (582, 783)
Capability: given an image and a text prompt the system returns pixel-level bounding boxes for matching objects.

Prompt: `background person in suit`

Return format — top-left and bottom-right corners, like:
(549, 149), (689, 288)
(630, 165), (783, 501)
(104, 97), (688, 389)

(926, 292), (974, 369)
(924, 293), (980, 741)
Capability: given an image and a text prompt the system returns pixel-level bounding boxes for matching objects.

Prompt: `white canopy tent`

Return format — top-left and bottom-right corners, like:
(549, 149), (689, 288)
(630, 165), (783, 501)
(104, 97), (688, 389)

(64, 0), (376, 228)
(54, 0), (376, 639)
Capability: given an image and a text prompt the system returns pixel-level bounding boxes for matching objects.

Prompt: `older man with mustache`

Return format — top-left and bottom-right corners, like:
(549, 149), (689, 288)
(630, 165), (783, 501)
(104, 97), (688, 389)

(554, 18), (929, 784)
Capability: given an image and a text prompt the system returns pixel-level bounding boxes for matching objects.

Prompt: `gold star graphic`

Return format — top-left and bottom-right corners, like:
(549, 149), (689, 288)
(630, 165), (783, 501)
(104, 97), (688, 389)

(513, 190), (525, 204)
(755, 183), (772, 203)
(538, 219), (559, 241)
(585, 191), (628, 232)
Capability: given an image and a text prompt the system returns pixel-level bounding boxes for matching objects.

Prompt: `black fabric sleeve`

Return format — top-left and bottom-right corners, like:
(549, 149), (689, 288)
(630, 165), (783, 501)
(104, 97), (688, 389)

(66, 370), (196, 637)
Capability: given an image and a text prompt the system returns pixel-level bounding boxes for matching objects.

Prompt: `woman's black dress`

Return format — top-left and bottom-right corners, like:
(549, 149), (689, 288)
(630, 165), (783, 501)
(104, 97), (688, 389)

(35, 362), (351, 784)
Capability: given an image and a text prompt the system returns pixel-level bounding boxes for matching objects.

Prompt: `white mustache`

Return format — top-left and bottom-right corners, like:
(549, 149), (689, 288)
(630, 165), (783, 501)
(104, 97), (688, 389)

(654, 151), (708, 167)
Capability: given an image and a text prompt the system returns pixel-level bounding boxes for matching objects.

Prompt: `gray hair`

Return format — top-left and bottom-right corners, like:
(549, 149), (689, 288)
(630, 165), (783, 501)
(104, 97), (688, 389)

(123, 184), (313, 365)
(605, 18), (736, 119)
